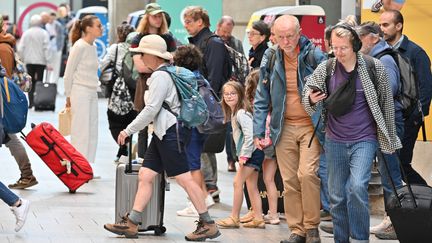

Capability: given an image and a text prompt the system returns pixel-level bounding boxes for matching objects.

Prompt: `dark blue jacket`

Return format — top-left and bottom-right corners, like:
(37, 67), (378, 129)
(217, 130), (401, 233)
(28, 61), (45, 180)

(188, 28), (228, 96)
(397, 35), (432, 118)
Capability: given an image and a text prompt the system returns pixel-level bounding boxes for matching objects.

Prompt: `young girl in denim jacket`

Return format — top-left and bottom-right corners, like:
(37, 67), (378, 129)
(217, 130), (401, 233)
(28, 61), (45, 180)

(216, 81), (265, 229)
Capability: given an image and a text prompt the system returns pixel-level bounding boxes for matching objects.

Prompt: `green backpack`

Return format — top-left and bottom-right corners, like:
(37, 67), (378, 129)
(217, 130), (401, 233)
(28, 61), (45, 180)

(159, 66), (208, 128)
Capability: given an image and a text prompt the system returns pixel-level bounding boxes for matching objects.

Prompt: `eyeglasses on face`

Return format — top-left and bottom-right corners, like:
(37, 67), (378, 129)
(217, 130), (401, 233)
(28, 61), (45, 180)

(223, 91), (238, 97)
(331, 46), (351, 53)
(246, 31), (262, 36)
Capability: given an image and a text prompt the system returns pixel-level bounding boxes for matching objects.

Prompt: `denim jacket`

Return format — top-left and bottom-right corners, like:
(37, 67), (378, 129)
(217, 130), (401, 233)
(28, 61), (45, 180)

(253, 36), (327, 146)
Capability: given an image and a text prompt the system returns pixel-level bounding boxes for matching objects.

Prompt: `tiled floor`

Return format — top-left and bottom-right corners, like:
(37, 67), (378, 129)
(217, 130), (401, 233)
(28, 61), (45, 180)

(0, 89), (398, 242)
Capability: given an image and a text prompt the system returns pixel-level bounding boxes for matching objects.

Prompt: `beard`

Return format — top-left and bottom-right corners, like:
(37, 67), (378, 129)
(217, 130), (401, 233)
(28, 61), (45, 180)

(385, 33), (397, 43)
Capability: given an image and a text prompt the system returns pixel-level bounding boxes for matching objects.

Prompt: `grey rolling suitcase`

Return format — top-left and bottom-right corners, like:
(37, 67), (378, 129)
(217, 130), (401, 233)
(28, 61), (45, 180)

(115, 137), (166, 235)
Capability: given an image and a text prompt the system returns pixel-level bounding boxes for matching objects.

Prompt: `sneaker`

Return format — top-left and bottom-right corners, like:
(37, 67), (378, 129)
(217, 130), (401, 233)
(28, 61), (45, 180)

(243, 218), (265, 229)
(280, 233), (306, 243)
(177, 202), (199, 217)
(240, 209), (255, 223)
(207, 187), (220, 203)
(375, 224), (397, 240)
(306, 228), (321, 243)
(185, 219), (221, 241)
(263, 211), (280, 225)
(371, 0), (383, 12)
(8, 176), (38, 189)
(205, 194), (215, 208)
(319, 222), (333, 234)
(320, 210), (332, 221)
(370, 215), (392, 234)
(10, 199), (30, 232)
(104, 214), (138, 238)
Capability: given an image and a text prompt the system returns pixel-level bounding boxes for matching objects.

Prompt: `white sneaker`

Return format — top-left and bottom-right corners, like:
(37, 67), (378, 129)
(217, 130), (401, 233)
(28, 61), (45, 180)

(176, 202), (198, 217)
(263, 211), (280, 225)
(10, 198), (30, 232)
(370, 215), (392, 234)
(205, 194), (215, 208)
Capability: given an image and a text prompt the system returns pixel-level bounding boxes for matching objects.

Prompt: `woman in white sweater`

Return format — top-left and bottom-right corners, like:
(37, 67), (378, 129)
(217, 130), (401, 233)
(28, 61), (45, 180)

(64, 15), (102, 165)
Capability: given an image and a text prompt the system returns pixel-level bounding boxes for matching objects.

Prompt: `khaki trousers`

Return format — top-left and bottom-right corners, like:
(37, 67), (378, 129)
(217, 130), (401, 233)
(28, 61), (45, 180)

(275, 122), (321, 236)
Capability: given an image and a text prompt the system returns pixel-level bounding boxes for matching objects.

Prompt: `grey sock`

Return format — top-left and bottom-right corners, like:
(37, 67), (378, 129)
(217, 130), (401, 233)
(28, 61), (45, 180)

(128, 210), (141, 225)
(199, 211), (214, 224)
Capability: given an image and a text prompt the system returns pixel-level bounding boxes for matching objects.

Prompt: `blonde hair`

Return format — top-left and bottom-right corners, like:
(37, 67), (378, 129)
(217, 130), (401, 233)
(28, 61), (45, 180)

(221, 81), (252, 123)
(136, 13), (169, 34)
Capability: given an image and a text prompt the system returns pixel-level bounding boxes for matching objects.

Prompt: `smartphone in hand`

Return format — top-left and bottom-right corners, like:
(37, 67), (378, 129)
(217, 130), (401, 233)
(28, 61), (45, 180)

(307, 84), (324, 95)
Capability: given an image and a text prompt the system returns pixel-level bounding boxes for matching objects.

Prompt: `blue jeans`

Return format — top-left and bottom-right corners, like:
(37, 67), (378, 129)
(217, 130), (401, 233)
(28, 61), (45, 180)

(0, 181), (19, 206)
(325, 138), (378, 243)
(318, 152), (331, 212)
(377, 118), (404, 206)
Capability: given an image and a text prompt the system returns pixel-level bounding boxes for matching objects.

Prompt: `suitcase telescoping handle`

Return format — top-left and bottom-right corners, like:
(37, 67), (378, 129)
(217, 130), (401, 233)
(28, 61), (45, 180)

(377, 150), (417, 208)
(125, 134), (133, 174)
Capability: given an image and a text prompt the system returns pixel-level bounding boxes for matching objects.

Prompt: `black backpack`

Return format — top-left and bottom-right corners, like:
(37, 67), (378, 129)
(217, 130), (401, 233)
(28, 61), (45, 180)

(199, 35), (239, 84)
(376, 49), (420, 118)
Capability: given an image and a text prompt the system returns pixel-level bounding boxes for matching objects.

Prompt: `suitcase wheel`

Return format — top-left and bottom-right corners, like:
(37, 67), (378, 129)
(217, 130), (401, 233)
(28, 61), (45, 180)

(154, 226), (166, 236)
(69, 189), (76, 194)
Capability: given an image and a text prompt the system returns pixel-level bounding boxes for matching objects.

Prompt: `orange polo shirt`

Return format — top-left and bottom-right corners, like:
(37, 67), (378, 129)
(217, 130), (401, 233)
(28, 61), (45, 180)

(283, 47), (312, 125)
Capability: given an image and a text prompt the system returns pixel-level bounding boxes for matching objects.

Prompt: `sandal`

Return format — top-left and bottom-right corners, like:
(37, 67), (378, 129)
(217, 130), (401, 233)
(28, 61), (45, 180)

(216, 216), (240, 228)
(243, 218), (265, 229)
(240, 209), (254, 223)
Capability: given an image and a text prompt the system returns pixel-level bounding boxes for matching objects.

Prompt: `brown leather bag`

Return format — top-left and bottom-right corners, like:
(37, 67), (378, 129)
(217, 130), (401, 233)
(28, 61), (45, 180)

(133, 73), (151, 112)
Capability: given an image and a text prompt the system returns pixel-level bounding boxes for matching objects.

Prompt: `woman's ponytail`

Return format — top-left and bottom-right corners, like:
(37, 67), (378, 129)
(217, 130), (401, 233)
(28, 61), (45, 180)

(70, 19), (82, 45)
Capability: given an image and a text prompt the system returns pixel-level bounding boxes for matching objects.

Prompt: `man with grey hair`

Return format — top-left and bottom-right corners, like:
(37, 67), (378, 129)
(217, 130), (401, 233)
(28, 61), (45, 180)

(17, 14), (51, 108)
(358, 21), (403, 239)
(254, 15), (326, 243)
(215, 16), (244, 54)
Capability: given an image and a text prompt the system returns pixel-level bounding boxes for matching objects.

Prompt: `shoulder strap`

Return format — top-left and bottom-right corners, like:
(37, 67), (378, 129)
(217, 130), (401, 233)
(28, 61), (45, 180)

(114, 45), (119, 63)
(305, 45), (318, 70)
(362, 55), (377, 89)
(375, 49), (394, 60)
(325, 58), (335, 88)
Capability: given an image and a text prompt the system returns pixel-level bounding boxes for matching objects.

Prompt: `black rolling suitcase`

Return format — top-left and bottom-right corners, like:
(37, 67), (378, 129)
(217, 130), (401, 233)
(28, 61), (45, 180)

(114, 136), (166, 235)
(377, 151), (432, 243)
(34, 71), (56, 111)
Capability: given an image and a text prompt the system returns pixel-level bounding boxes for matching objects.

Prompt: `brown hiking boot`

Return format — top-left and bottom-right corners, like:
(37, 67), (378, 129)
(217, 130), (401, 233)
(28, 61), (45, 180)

(8, 176), (38, 189)
(104, 214), (138, 238)
(185, 219), (221, 241)
(306, 228), (321, 243)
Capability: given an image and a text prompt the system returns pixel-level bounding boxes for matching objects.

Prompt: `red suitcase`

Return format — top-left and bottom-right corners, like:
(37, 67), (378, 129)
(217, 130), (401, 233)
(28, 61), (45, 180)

(22, 122), (93, 192)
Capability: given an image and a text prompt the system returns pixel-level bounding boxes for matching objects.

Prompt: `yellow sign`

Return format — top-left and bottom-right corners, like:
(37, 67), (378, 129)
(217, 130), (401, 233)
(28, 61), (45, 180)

(361, 0), (432, 141)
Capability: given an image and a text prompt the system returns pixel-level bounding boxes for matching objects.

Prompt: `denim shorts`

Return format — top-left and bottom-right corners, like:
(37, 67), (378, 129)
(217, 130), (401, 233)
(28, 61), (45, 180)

(263, 145), (276, 160)
(185, 128), (207, 171)
(143, 123), (191, 177)
(244, 149), (265, 171)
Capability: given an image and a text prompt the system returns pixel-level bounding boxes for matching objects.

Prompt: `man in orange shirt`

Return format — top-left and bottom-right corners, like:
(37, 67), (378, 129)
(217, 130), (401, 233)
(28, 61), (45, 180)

(253, 15), (326, 243)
